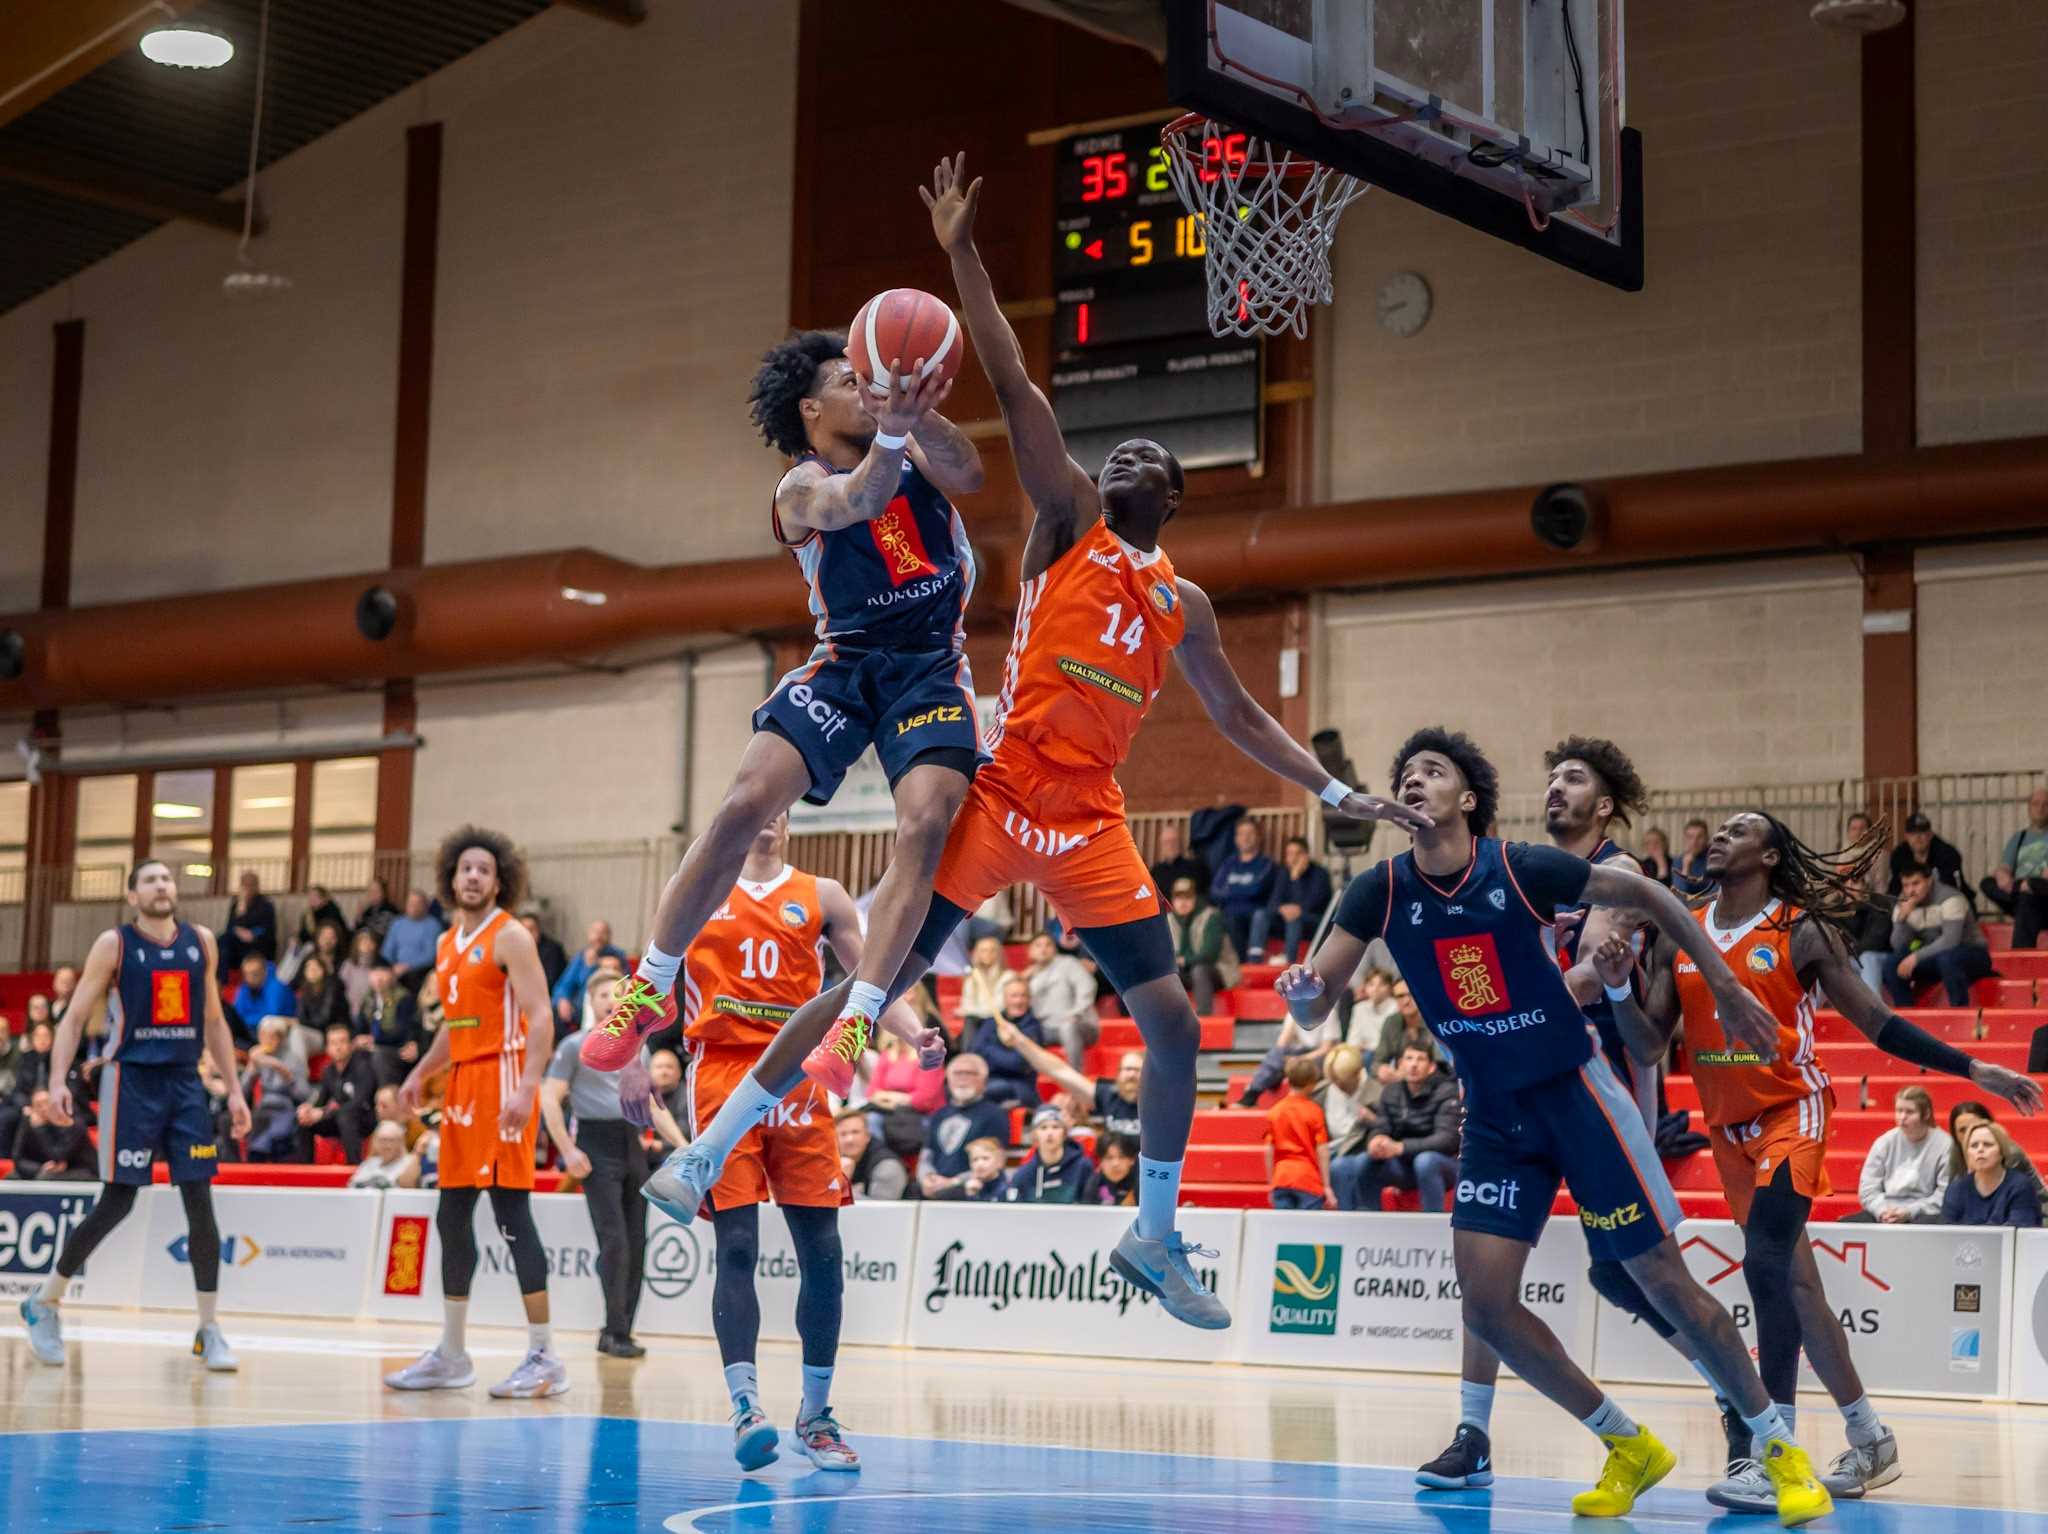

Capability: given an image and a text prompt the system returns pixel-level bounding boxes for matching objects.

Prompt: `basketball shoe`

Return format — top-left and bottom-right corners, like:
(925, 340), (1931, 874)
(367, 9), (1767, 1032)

(642, 1143), (718, 1226)
(1822, 1428), (1900, 1498)
(489, 1347), (570, 1399)
(384, 1347), (476, 1391)
(793, 1410), (860, 1471)
(1759, 1438), (1833, 1526)
(802, 1009), (873, 1097)
(193, 1324), (238, 1372)
(579, 976), (676, 1071)
(1415, 1423), (1494, 1489)
(732, 1404), (779, 1470)
(1571, 1425), (1676, 1517)
(19, 1299), (64, 1367)
(1108, 1224), (1230, 1329)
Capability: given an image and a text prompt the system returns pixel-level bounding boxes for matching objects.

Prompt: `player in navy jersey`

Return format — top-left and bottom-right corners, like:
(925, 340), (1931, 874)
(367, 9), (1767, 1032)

(19, 859), (252, 1372)
(1277, 728), (1831, 1526)
(584, 330), (985, 1075)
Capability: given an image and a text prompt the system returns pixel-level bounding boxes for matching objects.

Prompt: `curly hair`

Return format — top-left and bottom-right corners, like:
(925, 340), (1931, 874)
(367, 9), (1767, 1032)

(435, 825), (528, 912)
(1390, 726), (1499, 837)
(747, 329), (847, 458)
(1545, 735), (1650, 827)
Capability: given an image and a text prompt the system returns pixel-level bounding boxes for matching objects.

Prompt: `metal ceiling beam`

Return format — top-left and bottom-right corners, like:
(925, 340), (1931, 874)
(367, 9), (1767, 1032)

(551, 0), (649, 25)
(0, 143), (260, 236)
(0, 0), (204, 129)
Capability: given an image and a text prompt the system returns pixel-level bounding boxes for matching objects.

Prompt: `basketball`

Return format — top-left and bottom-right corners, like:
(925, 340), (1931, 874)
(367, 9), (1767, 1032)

(847, 287), (962, 400)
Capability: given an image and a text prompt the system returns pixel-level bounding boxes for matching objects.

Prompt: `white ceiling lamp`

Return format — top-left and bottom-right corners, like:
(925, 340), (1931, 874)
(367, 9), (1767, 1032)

(152, 801), (205, 819)
(140, 25), (234, 69)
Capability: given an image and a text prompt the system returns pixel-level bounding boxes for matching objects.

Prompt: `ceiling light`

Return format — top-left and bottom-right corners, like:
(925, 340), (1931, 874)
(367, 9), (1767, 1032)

(240, 796), (293, 810)
(152, 802), (205, 819)
(140, 27), (234, 68)
(184, 863), (214, 878)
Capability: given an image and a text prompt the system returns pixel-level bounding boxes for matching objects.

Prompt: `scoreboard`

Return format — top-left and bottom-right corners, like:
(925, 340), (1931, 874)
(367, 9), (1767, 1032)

(1051, 123), (1260, 473)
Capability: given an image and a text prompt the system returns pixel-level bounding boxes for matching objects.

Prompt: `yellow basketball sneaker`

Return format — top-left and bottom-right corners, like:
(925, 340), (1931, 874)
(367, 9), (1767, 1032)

(1759, 1438), (1833, 1527)
(1571, 1425), (1676, 1517)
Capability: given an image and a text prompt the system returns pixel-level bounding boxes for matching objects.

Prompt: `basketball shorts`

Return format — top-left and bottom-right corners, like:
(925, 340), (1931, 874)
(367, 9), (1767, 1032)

(1455, 1057), (1684, 1263)
(1710, 1090), (1833, 1225)
(98, 1061), (219, 1185)
(756, 642), (985, 806)
(439, 1053), (540, 1191)
(690, 1046), (846, 1212)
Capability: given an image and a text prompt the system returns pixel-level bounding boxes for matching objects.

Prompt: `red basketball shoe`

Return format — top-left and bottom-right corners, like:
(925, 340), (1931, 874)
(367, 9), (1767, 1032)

(579, 976), (676, 1071)
(801, 1010), (873, 1098)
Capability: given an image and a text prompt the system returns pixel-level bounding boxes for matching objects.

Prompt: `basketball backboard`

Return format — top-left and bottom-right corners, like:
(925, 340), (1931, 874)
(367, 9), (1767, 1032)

(1165, 0), (1643, 291)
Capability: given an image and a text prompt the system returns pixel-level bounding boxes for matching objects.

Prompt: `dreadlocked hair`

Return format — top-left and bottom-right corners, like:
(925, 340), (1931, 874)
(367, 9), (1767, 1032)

(1754, 811), (1889, 942)
(435, 825), (528, 912)
(1545, 735), (1649, 827)
(1390, 726), (1499, 837)
(748, 330), (847, 458)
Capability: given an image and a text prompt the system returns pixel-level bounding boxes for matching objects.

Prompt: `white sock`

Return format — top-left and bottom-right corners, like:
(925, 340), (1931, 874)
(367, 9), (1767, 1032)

(635, 942), (682, 995)
(1136, 1155), (1183, 1241)
(694, 1073), (786, 1167)
(1742, 1401), (1794, 1453)
(1840, 1393), (1882, 1445)
(1581, 1396), (1638, 1441)
(801, 1363), (834, 1420)
(441, 1298), (469, 1357)
(725, 1360), (760, 1411)
(1776, 1402), (1798, 1438)
(844, 981), (887, 1020)
(196, 1291), (218, 1328)
(1459, 1379), (1495, 1432)
(37, 1272), (70, 1306)
(527, 1321), (552, 1354)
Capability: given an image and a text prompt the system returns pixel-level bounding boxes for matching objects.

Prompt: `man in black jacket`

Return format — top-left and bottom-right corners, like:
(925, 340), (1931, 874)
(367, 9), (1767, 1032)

(295, 1023), (380, 1161)
(1331, 1043), (1460, 1212)
(9, 1089), (94, 1180)
(1888, 812), (1969, 898)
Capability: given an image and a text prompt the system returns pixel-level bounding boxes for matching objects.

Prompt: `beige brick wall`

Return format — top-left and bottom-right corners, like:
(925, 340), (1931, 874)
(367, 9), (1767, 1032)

(1316, 559), (1865, 821)
(1917, 0), (2048, 445)
(1916, 543), (2048, 771)
(1320, 0), (1862, 500)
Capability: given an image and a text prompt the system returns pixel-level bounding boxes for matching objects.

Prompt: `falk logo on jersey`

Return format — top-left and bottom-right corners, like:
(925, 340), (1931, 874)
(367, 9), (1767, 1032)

(1434, 933), (1511, 1015)
(869, 497), (938, 585)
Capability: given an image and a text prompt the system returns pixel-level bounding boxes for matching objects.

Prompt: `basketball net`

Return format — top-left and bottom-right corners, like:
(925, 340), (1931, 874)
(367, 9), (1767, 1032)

(1161, 115), (1368, 340)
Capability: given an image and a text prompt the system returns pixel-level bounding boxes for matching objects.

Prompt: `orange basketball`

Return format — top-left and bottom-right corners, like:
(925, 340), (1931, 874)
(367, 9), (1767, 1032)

(847, 288), (963, 401)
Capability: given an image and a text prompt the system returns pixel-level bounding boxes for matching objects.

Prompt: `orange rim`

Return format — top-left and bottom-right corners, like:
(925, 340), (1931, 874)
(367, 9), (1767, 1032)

(1161, 112), (1317, 180)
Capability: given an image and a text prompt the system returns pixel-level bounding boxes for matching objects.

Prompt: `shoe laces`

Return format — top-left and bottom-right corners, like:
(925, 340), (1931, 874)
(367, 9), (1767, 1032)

(1825, 1443), (1871, 1476)
(826, 1011), (872, 1065)
(1722, 1457), (1768, 1485)
(800, 1410), (845, 1444)
(600, 977), (662, 1039)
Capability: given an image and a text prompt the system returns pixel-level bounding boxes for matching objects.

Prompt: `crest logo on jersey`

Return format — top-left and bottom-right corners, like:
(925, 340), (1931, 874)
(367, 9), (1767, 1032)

(780, 901), (807, 928)
(1747, 945), (1777, 974)
(469, 946), (485, 964)
(1489, 888), (1507, 911)
(1148, 581), (1178, 616)
(152, 970), (192, 1026)
(1434, 933), (1510, 1015)
(869, 496), (938, 585)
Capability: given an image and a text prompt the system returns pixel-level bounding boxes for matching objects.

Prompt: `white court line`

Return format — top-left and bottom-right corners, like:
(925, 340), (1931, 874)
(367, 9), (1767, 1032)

(55, 1322), (527, 1360)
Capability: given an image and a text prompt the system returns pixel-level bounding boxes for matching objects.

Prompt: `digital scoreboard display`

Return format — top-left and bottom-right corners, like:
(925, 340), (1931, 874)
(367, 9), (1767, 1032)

(1050, 123), (1259, 473)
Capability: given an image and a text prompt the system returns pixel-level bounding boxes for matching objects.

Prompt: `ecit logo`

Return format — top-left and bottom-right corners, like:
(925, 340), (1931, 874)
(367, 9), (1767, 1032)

(1456, 1179), (1520, 1210)
(786, 683), (850, 742)
(116, 1148), (153, 1171)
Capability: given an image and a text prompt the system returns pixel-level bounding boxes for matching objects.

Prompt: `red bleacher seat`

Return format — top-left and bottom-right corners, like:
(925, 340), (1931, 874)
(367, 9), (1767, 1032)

(1813, 1008), (1977, 1043)
(1097, 1016), (1234, 1052)
(1994, 951), (2048, 980)
(1985, 921), (2014, 949)
(1223, 1074), (1281, 1110)
(1991, 979), (2038, 1007)
(1667, 1074), (2027, 1118)
(1971, 1009), (2048, 1043)
(1188, 1108), (1269, 1144)
(1233, 988), (1287, 1021)
(1812, 1039), (2032, 1075)
(0, 972), (57, 1024)
(1180, 1181), (1268, 1209)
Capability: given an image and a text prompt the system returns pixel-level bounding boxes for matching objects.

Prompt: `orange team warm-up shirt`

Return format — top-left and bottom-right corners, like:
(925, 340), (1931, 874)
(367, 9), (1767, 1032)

(983, 519), (1188, 777)
(1266, 1088), (1330, 1196)
(681, 868), (829, 1052)
(1672, 898), (1834, 1128)
(436, 909), (519, 1065)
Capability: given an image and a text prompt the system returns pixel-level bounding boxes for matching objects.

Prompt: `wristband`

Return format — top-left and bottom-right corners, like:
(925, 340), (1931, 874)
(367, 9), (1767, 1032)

(1604, 982), (1633, 1002)
(1319, 778), (1353, 808)
(872, 429), (908, 450)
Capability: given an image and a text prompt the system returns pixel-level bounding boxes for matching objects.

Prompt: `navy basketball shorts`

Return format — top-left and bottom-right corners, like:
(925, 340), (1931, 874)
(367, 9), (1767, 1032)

(755, 642), (986, 805)
(1452, 1056), (1683, 1263)
(98, 1061), (220, 1185)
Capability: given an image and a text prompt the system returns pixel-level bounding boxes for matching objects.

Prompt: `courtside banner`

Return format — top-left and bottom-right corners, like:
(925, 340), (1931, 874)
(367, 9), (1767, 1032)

(907, 1204), (1242, 1362)
(636, 1202), (915, 1347)
(1593, 1219), (2014, 1399)
(138, 1186), (379, 1317)
(0, 1182), (146, 1309)
(1232, 1211), (1593, 1372)
(2011, 1230), (2048, 1404)
(366, 1190), (608, 1330)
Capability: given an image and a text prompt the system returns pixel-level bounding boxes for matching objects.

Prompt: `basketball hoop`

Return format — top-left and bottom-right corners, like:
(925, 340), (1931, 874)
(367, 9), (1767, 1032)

(1160, 113), (1368, 340)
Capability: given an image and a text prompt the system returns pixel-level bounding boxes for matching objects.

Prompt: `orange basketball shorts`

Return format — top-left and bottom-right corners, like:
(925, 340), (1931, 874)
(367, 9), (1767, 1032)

(933, 755), (1161, 932)
(1709, 1090), (1833, 1225)
(689, 1045), (846, 1212)
(439, 1052), (539, 1190)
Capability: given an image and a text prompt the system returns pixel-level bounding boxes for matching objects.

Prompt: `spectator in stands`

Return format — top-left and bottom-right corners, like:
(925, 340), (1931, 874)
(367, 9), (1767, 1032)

(1372, 980), (1444, 1085)
(372, 1085), (425, 1153)
(649, 1049), (686, 1126)
(964, 977), (1047, 1106)
(356, 962), (419, 1088)
(1637, 827), (1673, 885)
(1082, 1130), (1140, 1206)
(957, 935), (1015, 1030)
(348, 1121), (422, 1190)
(1266, 836), (1333, 963)
(199, 1054), (239, 1149)
(920, 1054), (1012, 1197)
(1212, 818), (1280, 961)
(1343, 966), (1400, 1054)
(1844, 868), (1895, 996)
(520, 910), (570, 994)
(1845, 1085), (1952, 1223)
(1949, 1102), (2048, 1216)
(1670, 819), (1713, 897)
(227, 952), (296, 1049)
(0, 1022), (19, 1156)
(1888, 811), (1968, 897)
(1023, 931), (1098, 1068)
(1332, 1042), (1460, 1213)
(48, 964), (77, 1025)
(1885, 862), (1994, 1006)
(928, 1137), (1007, 1202)
(243, 1017), (307, 1160)
(353, 875), (402, 944)
(836, 1108), (908, 1199)
(966, 889), (1012, 950)
(1149, 822), (1210, 905)
(9, 1089), (92, 1180)
(1264, 1054), (1331, 1210)
(1235, 1012), (1338, 1108)
(218, 869), (279, 977)
(379, 888), (444, 1002)
(16, 1019), (55, 1100)
(1321, 1044), (1377, 1148)
(1163, 877), (1237, 1014)
(552, 919), (626, 1025)
(294, 886), (349, 952)
(993, 1020), (1143, 1137)
(862, 1027), (946, 1161)
(295, 1022), (379, 1161)
(1979, 787), (2048, 948)
(294, 954), (351, 1040)
(339, 928), (381, 1013)
(1003, 1104), (1094, 1203)
(1944, 1121), (2043, 1228)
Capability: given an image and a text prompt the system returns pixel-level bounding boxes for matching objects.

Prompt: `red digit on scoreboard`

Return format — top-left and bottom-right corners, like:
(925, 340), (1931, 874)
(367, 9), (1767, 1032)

(1103, 151), (1129, 199)
(1080, 152), (1131, 203)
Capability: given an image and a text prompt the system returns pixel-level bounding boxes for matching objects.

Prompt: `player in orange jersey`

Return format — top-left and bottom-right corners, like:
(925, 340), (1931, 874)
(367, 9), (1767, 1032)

(1608, 811), (2041, 1510)
(385, 827), (568, 1400)
(659, 812), (930, 1472)
(645, 155), (1427, 1332)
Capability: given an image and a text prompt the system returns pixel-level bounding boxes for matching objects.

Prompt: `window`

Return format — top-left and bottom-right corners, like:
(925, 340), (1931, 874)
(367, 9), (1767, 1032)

(0, 780), (25, 904)
(228, 762), (295, 890)
(151, 768), (216, 895)
(75, 775), (138, 898)
(309, 757), (377, 888)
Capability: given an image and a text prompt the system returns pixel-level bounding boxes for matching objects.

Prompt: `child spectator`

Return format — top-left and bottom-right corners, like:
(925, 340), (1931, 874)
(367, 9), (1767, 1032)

(1083, 1131), (1141, 1206)
(1002, 1105), (1093, 1204)
(927, 1137), (1006, 1202)
(1264, 1054), (1331, 1210)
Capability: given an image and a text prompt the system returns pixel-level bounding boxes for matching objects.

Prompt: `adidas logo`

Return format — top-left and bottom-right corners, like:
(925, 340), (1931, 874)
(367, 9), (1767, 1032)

(1134, 884), (1151, 901)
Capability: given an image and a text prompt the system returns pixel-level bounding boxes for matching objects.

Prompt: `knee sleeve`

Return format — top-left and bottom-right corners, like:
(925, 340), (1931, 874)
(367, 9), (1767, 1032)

(55, 1180), (139, 1278)
(487, 1186), (550, 1296)
(712, 1204), (763, 1367)
(178, 1181), (223, 1293)
(437, 1186), (482, 1298)
(784, 1206), (844, 1368)
(1588, 1258), (1677, 1340)
(1742, 1163), (1811, 1403)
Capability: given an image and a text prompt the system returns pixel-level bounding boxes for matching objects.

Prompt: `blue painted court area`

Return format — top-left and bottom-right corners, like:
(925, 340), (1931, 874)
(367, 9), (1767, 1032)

(4, 1415), (2044, 1534)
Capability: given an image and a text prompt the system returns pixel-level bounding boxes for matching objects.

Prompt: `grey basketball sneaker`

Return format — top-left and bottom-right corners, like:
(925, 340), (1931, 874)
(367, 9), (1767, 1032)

(193, 1323), (238, 1372)
(488, 1347), (570, 1399)
(1108, 1223), (1231, 1330)
(642, 1144), (717, 1226)
(1822, 1430), (1901, 1498)
(383, 1347), (477, 1391)
(20, 1299), (64, 1367)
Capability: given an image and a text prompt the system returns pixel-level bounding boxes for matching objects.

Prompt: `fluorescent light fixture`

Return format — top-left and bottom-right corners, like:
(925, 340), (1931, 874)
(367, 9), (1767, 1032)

(184, 863), (214, 878)
(152, 802), (205, 819)
(240, 796), (293, 810)
(140, 26), (234, 68)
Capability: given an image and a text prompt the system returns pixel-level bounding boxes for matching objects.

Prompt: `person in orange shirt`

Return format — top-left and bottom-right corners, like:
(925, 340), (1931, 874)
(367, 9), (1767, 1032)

(1610, 811), (2042, 1511)
(1264, 1054), (1333, 1210)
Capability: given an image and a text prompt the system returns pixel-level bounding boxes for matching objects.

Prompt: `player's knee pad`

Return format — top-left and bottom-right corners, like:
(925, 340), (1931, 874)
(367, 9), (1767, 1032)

(1587, 1258), (1677, 1339)
(178, 1182), (223, 1288)
(437, 1186), (482, 1296)
(785, 1208), (843, 1292)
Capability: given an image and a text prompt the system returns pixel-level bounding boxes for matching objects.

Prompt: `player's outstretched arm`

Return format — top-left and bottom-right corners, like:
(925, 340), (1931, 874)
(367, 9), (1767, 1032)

(1795, 920), (2045, 1116)
(776, 360), (956, 536)
(1595, 928), (1680, 1069)
(43, 929), (117, 1127)
(1173, 579), (1430, 833)
(196, 927), (252, 1140)
(996, 1015), (1092, 1101)
(1582, 864), (1780, 1058)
